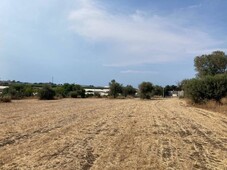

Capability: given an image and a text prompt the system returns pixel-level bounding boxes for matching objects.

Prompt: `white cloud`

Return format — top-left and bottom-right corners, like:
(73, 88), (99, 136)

(68, 0), (223, 66)
(188, 4), (202, 9)
(120, 70), (158, 74)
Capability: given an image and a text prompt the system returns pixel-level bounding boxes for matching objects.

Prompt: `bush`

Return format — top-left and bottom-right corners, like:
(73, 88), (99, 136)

(77, 89), (86, 98)
(54, 86), (66, 98)
(0, 95), (12, 103)
(183, 78), (204, 103)
(3, 87), (22, 99)
(86, 93), (94, 98)
(24, 85), (34, 97)
(62, 84), (86, 98)
(2, 84), (35, 99)
(94, 92), (101, 98)
(138, 82), (154, 99)
(39, 85), (56, 100)
(183, 74), (227, 103)
(55, 94), (64, 99)
(70, 91), (78, 98)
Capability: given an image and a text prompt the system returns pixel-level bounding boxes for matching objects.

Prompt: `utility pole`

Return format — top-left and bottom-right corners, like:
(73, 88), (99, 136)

(52, 76), (54, 84)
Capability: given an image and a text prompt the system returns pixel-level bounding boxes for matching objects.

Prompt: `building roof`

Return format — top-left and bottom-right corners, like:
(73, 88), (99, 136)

(0, 86), (9, 90)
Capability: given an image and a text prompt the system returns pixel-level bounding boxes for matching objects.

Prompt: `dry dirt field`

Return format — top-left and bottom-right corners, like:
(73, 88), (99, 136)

(0, 98), (227, 170)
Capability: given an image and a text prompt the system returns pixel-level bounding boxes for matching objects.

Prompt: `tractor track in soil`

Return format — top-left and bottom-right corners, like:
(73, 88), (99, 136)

(0, 98), (226, 169)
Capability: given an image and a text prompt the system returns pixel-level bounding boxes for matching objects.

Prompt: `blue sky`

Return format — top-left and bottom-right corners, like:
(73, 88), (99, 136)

(0, 0), (227, 87)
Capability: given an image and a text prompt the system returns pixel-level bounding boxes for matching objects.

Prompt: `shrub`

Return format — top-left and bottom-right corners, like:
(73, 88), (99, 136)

(94, 92), (101, 98)
(70, 91), (78, 98)
(86, 93), (94, 98)
(62, 84), (85, 98)
(183, 78), (204, 103)
(54, 86), (66, 98)
(39, 85), (56, 100)
(2, 84), (35, 99)
(183, 74), (227, 103)
(0, 95), (12, 103)
(3, 87), (22, 99)
(24, 85), (34, 97)
(77, 89), (86, 98)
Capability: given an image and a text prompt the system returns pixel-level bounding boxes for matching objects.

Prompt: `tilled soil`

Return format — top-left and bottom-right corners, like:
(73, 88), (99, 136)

(0, 98), (226, 169)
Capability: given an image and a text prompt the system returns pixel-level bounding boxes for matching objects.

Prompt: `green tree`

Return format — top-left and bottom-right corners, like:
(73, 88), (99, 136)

(39, 85), (56, 100)
(123, 85), (136, 97)
(73, 84), (85, 98)
(61, 83), (85, 98)
(194, 51), (227, 78)
(153, 85), (163, 96)
(62, 83), (74, 96)
(109, 80), (123, 98)
(138, 82), (154, 99)
(164, 85), (179, 97)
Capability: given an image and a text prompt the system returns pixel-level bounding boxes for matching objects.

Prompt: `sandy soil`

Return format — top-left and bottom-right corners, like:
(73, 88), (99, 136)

(0, 98), (226, 169)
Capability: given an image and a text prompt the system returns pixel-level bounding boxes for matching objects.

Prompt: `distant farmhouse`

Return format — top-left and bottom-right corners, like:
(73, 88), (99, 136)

(0, 86), (9, 94)
(168, 90), (184, 97)
(84, 87), (109, 96)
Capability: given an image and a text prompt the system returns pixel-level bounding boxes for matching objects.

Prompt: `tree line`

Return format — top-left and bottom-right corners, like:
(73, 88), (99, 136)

(108, 80), (165, 99)
(4, 51), (225, 103)
(1, 79), (182, 102)
(0, 83), (86, 101)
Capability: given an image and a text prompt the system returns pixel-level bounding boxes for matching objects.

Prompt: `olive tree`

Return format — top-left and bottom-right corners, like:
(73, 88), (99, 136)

(123, 85), (136, 97)
(109, 80), (123, 98)
(138, 82), (154, 99)
(194, 51), (227, 78)
(39, 85), (56, 100)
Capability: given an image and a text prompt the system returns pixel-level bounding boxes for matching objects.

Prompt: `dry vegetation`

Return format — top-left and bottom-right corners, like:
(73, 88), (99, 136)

(188, 98), (227, 115)
(0, 98), (227, 169)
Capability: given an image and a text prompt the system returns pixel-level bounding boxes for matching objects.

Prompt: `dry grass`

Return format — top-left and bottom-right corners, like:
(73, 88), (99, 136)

(221, 97), (227, 105)
(190, 98), (227, 115)
(0, 96), (11, 103)
(0, 98), (227, 169)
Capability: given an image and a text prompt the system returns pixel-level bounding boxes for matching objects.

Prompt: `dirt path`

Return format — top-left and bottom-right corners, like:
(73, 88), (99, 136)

(0, 98), (226, 169)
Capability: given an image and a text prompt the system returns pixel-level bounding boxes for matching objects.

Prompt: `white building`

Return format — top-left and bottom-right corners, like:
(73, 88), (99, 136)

(85, 88), (109, 96)
(0, 86), (9, 94)
(168, 90), (184, 97)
